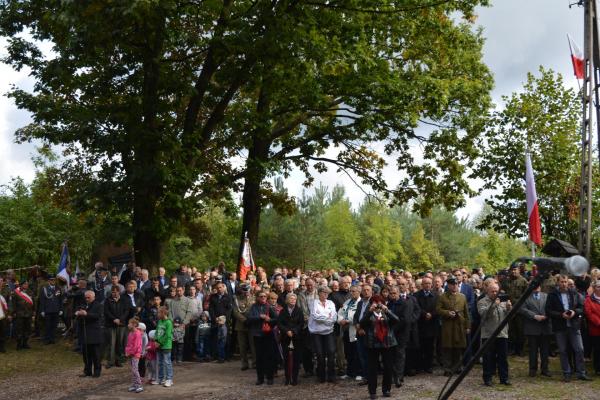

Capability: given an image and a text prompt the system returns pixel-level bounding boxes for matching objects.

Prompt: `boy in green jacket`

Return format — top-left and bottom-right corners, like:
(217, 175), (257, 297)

(155, 306), (174, 387)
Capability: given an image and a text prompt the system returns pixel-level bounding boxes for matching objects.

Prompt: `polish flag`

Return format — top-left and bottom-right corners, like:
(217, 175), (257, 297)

(525, 154), (542, 246)
(238, 234), (256, 281)
(568, 34), (584, 79)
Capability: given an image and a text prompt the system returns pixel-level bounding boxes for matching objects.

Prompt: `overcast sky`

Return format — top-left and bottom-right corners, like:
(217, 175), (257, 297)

(0, 0), (584, 219)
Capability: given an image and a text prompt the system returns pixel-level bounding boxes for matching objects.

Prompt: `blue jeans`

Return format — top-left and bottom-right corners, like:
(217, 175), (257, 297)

(158, 350), (173, 381)
(217, 337), (226, 360)
(556, 328), (586, 376)
(196, 335), (210, 358)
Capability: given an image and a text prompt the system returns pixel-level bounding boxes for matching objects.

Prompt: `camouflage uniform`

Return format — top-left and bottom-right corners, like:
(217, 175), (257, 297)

(503, 274), (528, 355)
(233, 293), (256, 369)
(10, 288), (35, 350)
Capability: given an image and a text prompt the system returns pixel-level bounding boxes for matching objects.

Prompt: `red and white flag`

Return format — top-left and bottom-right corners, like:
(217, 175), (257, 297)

(525, 153), (542, 246)
(238, 234), (256, 281)
(568, 34), (584, 79)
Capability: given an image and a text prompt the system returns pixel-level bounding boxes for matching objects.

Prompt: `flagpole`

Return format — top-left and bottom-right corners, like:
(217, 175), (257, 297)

(531, 241), (536, 258)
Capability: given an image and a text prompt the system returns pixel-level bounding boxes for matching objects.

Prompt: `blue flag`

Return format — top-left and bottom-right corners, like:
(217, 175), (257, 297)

(57, 242), (70, 285)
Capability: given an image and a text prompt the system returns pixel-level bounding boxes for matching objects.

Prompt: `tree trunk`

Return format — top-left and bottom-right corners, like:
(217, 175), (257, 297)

(237, 138), (271, 276)
(132, 186), (163, 277)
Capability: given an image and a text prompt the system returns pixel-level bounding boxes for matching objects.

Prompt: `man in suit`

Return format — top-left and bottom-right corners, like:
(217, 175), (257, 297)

(520, 284), (552, 377)
(157, 267), (167, 288)
(353, 284), (373, 385)
(415, 277), (438, 373)
(224, 272), (238, 297)
(138, 269), (151, 292)
(123, 280), (145, 319)
(546, 274), (591, 382)
(397, 278), (420, 376)
(76, 290), (104, 378)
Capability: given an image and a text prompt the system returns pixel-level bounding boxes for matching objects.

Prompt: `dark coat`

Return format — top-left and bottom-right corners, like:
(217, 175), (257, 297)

(208, 293), (233, 323)
(415, 289), (439, 338)
(247, 302), (277, 337)
(123, 290), (145, 317)
(353, 298), (372, 326)
(79, 300), (104, 344)
(278, 305), (304, 347)
(459, 283), (476, 320)
(519, 292), (552, 336)
(359, 307), (398, 349)
(388, 295), (420, 348)
(39, 285), (63, 314)
(546, 288), (584, 332)
(104, 296), (132, 328)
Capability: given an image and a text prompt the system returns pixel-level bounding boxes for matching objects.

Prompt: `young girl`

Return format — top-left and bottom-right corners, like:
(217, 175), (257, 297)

(155, 306), (174, 387)
(146, 330), (159, 385)
(196, 311), (211, 361)
(125, 318), (143, 393)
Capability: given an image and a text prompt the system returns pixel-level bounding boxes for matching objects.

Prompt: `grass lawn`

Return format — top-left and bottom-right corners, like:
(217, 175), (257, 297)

(0, 338), (81, 380)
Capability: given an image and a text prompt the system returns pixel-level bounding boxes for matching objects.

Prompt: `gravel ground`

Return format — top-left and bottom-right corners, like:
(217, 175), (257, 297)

(3, 356), (600, 400)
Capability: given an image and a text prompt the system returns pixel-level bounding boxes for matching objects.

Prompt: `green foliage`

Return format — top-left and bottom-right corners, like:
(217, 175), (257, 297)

(470, 230), (529, 272)
(405, 222), (444, 271)
(0, 0), (493, 268)
(0, 177), (97, 270)
(476, 67), (587, 246)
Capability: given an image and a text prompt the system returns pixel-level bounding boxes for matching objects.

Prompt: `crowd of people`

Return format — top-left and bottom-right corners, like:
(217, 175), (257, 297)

(1, 261), (600, 398)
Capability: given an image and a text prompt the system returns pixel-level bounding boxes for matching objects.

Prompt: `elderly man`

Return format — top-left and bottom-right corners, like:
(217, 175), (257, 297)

(75, 290), (104, 378)
(520, 283), (552, 377)
(478, 282), (511, 386)
(415, 277), (439, 373)
(436, 277), (470, 376)
(546, 274), (591, 382)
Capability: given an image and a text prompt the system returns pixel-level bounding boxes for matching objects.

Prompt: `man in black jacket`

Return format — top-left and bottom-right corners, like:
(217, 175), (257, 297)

(415, 277), (438, 374)
(545, 274), (591, 382)
(76, 290), (104, 378)
(209, 282), (233, 359)
(123, 280), (145, 319)
(104, 286), (131, 368)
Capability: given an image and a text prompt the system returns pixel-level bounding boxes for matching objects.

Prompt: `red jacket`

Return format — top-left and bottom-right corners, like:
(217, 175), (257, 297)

(584, 295), (600, 336)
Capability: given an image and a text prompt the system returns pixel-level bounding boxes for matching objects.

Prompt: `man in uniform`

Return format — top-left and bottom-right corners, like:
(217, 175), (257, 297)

(503, 265), (528, 356)
(436, 277), (470, 376)
(233, 283), (255, 370)
(11, 280), (35, 350)
(39, 274), (63, 344)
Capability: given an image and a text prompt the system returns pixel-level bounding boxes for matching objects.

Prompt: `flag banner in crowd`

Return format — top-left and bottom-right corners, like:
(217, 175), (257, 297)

(57, 241), (70, 286)
(525, 153), (542, 246)
(568, 34), (584, 79)
(238, 235), (256, 281)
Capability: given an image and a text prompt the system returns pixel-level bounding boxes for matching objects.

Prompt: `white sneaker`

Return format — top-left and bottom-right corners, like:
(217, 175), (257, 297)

(135, 387), (144, 393)
(128, 386), (136, 392)
(340, 375), (349, 380)
(159, 380), (166, 385)
(355, 375), (363, 381)
(151, 380), (160, 385)
(163, 380), (173, 387)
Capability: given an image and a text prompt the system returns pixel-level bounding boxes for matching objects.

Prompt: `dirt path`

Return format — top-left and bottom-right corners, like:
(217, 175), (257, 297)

(4, 357), (600, 400)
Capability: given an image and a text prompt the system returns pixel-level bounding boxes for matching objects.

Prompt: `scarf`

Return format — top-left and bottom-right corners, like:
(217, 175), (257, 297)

(591, 293), (600, 305)
(15, 287), (33, 306)
(373, 311), (388, 345)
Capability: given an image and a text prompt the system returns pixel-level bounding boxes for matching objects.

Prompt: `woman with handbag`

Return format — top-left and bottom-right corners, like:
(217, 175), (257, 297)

(278, 293), (304, 385)
(247, 291), (278, 385)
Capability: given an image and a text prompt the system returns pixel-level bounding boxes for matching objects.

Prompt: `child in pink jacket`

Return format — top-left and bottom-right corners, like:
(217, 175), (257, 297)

(125, 318), (143, 393)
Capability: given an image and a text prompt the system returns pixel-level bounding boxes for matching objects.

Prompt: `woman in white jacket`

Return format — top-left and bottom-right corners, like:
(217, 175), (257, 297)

(338, 285), (361, 380)
(308, 286), (337, 383)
